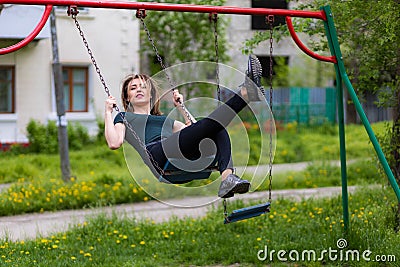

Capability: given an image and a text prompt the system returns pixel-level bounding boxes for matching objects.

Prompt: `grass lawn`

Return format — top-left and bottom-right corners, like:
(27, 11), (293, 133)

(0, 122), (392, 216)
(0, 122), (399, 266)
(0, 186), (399, 266)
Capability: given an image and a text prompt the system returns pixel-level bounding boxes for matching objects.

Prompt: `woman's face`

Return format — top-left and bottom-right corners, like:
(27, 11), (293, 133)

(127, 77), (152, 109)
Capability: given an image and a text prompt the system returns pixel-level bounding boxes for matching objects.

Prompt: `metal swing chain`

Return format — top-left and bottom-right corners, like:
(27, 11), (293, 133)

(209, 13), (228, 220)
(267, 15), (274, 203)
(68, 6), (166, 177)
(136, 10), (195, 124)
(210, 13), (221, 103)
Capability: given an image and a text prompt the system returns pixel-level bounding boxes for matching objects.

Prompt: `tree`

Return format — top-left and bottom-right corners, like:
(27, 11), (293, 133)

(244, 0), (400, 184)
(138, 0), (229, 99)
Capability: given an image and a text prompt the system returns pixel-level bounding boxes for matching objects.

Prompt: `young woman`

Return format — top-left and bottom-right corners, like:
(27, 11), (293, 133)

(104, 55), (263, 198)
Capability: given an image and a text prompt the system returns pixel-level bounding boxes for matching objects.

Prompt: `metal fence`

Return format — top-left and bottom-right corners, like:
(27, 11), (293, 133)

(266, 87), (337, 125)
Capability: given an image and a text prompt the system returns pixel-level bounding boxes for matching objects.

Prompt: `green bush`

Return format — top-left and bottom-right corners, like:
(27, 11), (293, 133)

(26, 119), (91, 154)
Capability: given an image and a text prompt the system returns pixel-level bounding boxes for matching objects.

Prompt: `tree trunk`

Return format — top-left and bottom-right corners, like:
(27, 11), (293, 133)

(391, 55), (400, 230)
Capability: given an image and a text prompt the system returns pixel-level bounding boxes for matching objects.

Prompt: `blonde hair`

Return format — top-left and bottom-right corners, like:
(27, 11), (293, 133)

(120, 74), (162, 115)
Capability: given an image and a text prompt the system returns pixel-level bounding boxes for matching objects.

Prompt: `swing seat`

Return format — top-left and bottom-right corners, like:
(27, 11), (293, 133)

(224, 202), (271, 224)
(159, 156), (219, 184)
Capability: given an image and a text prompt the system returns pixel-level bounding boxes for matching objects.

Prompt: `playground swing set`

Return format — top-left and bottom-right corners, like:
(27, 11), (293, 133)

(1, 0), (399, 228)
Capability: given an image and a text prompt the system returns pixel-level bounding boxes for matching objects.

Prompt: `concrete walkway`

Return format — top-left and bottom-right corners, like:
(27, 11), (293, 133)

(0, 185), (357, 241)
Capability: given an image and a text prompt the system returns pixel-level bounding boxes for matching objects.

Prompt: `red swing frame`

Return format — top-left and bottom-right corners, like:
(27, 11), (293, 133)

(0, 0), (336, 64)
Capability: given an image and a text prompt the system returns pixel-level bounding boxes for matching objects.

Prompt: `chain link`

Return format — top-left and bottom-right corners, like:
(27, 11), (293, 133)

(69, 7), (166, 176)
(267, 15), (274, 203)
(223, 198), (229, 221)
(210, 13), (221, 103)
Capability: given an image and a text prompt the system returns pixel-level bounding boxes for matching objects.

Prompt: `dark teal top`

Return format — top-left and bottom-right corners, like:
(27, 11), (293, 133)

(114, 112), (175, 145)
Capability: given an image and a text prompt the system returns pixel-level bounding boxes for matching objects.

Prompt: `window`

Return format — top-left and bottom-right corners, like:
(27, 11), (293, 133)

(251, 0), (288, 30)
(0, 66), (15, 113)
(62, 66), (89, 112)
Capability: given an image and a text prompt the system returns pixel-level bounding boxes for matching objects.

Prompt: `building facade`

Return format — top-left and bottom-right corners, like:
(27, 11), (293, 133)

(0, 4), (139, 143)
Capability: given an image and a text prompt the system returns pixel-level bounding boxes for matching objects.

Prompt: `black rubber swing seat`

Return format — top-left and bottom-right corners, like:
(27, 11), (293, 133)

(224, 202), (271, 224)
(159, 156), (219, 184)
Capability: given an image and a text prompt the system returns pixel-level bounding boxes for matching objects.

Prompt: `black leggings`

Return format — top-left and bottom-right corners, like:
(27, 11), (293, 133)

(147, 92), (248, 174)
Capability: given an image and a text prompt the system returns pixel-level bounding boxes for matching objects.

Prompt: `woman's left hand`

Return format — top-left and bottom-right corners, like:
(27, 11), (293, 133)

(173, 90), (184, 107)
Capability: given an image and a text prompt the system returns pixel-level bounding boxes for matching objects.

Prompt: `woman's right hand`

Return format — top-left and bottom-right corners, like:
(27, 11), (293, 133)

(105, 96), (117, 113)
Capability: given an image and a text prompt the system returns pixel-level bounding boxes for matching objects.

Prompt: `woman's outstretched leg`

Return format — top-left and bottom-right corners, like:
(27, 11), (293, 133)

(154, 55), (264, 198)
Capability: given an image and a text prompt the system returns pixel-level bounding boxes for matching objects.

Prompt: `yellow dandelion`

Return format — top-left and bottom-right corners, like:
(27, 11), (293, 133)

(140, 241), (145, 245)
(116, 240), (121, 244)
(71, 256), (77, 260)
(84, 253), (91, 257)
(257, 237), (262, 241)
(131, 244), (136, 248)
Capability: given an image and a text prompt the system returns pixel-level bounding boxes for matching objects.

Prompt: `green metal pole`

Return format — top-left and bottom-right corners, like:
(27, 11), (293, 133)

(336, 70), (350, 231)
(321, 6), (349, 231)
(322, 6), (400, 205)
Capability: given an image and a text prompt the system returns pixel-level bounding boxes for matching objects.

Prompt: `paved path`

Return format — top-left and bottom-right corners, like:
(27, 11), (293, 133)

(0, 185), (357, 241)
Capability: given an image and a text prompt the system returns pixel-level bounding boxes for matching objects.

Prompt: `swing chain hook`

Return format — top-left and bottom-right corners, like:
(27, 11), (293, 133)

(135, 9), (146, 19)
(67, 5), (79, 18)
